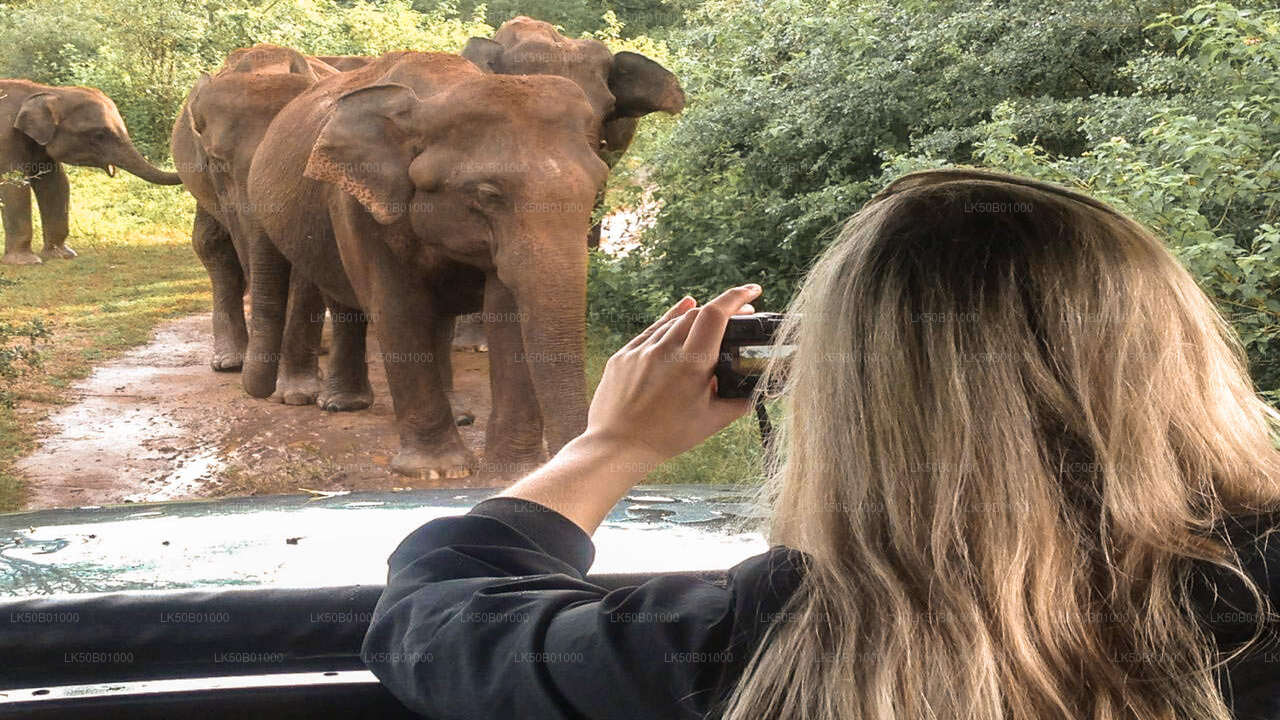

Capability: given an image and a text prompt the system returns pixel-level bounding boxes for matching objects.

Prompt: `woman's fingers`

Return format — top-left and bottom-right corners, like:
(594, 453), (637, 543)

(653, 300), (756, 350)
(651, 306), (700, 347)
(623, 296), (695, 350)
(684, 285), (762, 358)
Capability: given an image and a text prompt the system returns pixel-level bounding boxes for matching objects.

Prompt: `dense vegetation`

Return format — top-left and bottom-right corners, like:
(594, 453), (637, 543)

(589, 0), (1280, 401)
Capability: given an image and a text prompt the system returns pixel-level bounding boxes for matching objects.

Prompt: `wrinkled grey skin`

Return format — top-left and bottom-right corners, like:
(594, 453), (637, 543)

(0, 79), (181, 265)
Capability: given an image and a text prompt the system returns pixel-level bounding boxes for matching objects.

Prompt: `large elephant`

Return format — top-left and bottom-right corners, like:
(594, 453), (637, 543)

(171, 44), (337, 381)
(0, 79), (181, 265)
(246, 51), (609, 480)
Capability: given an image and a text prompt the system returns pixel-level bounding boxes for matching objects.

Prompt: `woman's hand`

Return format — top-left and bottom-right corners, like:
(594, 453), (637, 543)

(581, 284), (763, 468)
(498, 284), (762, 534)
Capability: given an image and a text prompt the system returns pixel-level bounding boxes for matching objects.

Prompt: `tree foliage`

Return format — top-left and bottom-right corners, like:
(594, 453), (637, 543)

(0, 0), (495, 155)
(594, 0), (1280, 397)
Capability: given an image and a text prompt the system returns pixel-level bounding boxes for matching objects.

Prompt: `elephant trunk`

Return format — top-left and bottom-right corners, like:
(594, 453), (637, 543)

(509, 241), (590, 454)
(108, 139), (183, 185)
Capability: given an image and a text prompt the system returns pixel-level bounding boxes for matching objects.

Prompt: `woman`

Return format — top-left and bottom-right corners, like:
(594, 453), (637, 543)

(362, 168), (1280, 719)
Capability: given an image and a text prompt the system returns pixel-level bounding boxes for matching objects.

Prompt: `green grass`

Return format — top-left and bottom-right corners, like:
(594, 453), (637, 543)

(0, 168), (205, 511)
(584, 324), (767, 487)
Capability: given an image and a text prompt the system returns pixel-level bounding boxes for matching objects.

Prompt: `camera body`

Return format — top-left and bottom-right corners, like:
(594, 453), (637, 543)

(714, 312), (791, 398)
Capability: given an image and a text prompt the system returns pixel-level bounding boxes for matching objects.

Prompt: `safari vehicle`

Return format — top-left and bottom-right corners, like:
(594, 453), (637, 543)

(0, 486), (765, 718)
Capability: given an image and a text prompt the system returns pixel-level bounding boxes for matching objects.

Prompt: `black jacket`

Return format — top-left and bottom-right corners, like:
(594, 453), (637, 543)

(362, 497), (1280, 719)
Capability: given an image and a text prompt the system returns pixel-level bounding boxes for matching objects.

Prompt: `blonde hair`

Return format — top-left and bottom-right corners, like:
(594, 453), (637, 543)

(721, 168), (1280, 720)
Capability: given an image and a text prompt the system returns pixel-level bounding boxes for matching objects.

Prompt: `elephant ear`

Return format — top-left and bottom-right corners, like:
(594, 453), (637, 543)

(608, 51), (685, 118)
(304, 83), (423, 226)
(14, 92), (60, 146)
(461, 37), (504, 73)
(600, 117), (638, 167)
(186, 74), (213, 137)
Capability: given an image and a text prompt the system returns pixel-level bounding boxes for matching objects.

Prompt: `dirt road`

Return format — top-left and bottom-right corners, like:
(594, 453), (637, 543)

(18, 312), (497, 510)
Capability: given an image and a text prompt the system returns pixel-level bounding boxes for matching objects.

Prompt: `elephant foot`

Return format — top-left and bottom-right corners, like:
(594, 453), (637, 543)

(242, 350), (281, 398)
(391, 443), (476, 481)
(40, 244), (77, 260)
(1, 250), (42, 266)
(210, 349), (244, 372)
(317, 381), (373, 412)
(273, 372), (322, 406)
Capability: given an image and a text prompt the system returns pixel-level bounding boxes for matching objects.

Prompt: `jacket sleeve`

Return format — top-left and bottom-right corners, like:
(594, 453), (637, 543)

(361, 496), (802, 720)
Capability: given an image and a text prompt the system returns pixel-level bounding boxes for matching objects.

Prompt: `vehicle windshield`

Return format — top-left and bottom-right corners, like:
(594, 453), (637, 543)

(2, 0), (1278, 599)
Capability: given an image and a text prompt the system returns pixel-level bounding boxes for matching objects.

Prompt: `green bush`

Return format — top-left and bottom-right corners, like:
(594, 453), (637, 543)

(884, 3), (1280, 395)
(599, 0), (1202, 329)
(600, 0), (1280, 404)
(0, 0), (498, 157)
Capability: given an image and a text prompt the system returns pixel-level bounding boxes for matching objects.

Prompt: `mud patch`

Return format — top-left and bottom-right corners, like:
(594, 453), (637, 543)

(18, 313), (494, 510)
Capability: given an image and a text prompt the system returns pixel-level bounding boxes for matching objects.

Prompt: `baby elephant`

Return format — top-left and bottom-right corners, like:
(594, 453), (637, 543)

(0, 79), (181, 265)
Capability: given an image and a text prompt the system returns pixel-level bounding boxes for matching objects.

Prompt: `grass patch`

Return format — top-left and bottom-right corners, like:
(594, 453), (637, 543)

(0, 169), (203, 511)
(584, 324), (767, 487)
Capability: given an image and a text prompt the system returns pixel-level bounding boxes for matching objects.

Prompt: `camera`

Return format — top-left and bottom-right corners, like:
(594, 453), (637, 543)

(714, 312), (794, 398)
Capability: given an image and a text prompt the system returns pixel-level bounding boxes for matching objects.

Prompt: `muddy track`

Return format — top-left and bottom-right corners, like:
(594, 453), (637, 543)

(18, 312), (497, 510)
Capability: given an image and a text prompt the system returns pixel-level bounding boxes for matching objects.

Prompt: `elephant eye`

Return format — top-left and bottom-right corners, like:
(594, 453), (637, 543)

(475, 183), (503, 204)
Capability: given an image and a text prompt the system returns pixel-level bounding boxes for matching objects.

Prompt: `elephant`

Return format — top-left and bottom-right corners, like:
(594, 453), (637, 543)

(0, 79), (182, 265)
(246, 51), (610, 480)
(171, 44), (337, 379)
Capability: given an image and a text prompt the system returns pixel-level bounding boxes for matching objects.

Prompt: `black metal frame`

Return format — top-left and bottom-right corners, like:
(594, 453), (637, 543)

(0, 571), (728, 718)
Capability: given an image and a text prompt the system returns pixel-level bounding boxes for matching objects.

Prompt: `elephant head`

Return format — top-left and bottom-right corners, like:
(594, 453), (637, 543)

(175, 43), (335, 220)
(186, 64), (321, 177)
(303, 72), (610, 448)
(461, 16), (685, 167)
(13, 86), (181, 184)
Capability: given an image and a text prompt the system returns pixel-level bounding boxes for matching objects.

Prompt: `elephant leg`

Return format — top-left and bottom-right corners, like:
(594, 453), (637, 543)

(30, 164), (75, 260)
(317, 297), (373, 411)
(242, 234), (291, 398)
(480, 277), (548, 481)
(191, 206), (247, 371)
(272, 273), (325, 405)
(365, 276), (474, 480)
(0, 182), (40, 265)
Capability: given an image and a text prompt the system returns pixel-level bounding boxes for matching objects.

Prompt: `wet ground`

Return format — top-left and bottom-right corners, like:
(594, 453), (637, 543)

(13, 206), (654, 511)
(18, 312), (496, 510)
